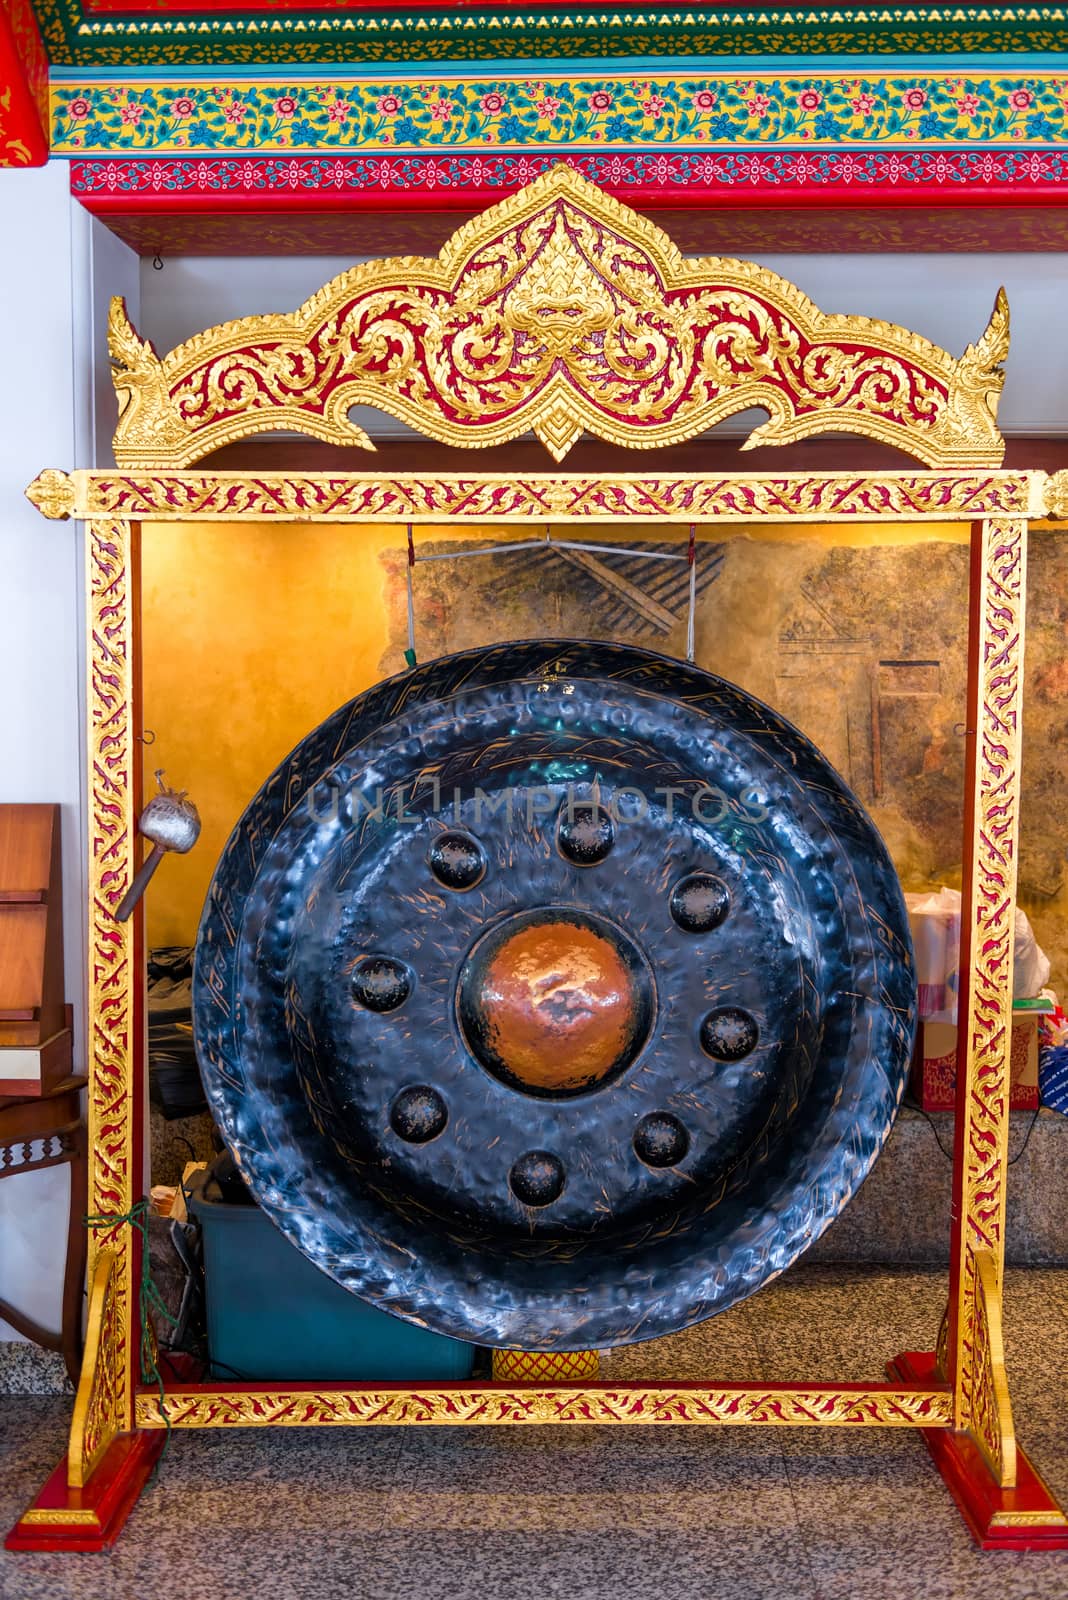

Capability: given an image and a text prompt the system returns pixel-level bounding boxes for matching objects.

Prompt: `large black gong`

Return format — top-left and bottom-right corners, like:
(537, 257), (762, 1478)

(194, 640), (915, 1351)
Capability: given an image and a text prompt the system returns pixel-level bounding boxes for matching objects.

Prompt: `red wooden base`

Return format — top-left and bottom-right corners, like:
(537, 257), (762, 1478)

(5, 1431), (165, 1553)
(890, 1351), (1068, 1551)
(9, 1359), (1068, 1550)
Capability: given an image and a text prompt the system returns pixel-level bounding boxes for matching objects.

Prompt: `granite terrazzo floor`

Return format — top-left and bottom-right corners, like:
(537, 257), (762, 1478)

(3, 1265), (1068, 1600)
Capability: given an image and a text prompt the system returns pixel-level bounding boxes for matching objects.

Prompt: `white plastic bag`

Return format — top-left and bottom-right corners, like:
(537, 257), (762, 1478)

(905, 887), (961, 1024)
(905, 886), (1050, 1024)
(1015, 905), (1051, 1000)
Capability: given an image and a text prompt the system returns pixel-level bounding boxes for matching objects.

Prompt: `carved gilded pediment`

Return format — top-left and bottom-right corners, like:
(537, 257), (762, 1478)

(108, 164), (1008, 471)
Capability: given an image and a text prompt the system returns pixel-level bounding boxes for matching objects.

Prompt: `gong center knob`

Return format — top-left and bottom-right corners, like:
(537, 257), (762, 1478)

(458, 908), (655, 1097)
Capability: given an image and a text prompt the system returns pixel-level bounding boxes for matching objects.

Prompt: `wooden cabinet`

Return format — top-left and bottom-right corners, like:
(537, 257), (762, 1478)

(0, 805), (72, 1096)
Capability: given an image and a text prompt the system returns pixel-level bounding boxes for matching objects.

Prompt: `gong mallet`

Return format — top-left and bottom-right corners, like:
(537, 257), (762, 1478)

(114, 770), (201, 923)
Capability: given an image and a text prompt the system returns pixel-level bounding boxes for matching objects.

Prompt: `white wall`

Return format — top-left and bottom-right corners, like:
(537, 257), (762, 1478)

(0, 164), (138, 1343)
(140, 250), (1068, 436)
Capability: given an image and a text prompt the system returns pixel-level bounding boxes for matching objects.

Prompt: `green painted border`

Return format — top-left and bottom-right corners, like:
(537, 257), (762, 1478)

(31, 2), (1068, 69)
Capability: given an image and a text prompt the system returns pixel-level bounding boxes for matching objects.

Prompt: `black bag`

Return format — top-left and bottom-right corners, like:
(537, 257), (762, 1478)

(148, 946), (207, 1120)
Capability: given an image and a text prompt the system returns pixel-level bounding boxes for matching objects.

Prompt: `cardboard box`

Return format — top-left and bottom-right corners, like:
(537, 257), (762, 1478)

(911, 1014), (1039, 1112)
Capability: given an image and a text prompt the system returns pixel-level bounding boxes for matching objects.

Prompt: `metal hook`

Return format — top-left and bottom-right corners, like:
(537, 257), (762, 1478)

(138, 728), (156, 746)
(152, 253), (164, 271)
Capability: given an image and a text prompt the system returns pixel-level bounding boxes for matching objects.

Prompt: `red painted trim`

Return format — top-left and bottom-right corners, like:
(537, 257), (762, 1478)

(82, 0), (597, 11)
(890, 1352), (1068, 1550)
(69, 152), (1068, 255)
(138, 1376), (951, 1400)
(945, 523), (986, 1404)
(0, 0), (49, 166)
(4, 1432), (165, 1553)
(69, 150), (1068, 212)
(73, 184), (1068, 218)
(76, 205), (1068, 258)
(128, 522), (146, 1423)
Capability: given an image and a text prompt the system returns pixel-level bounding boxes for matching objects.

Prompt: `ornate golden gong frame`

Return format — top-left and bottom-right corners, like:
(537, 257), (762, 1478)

(9, 167), (1068, 1552)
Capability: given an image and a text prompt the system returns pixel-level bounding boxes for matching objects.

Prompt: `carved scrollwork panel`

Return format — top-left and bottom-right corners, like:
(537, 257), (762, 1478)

(107, 167), (1009, 471)
(68, 1252), (124, 1488)
(83, 517), (138, 1442)
(135, 1385), (953, 1431)
(27, 468), (1039, 526)
(967, 1251), (1017, 1487)
(951, 517), (1026, 1450)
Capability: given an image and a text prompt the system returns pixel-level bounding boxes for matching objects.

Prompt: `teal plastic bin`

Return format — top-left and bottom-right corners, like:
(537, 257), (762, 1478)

(188, 1172), (476, 1382)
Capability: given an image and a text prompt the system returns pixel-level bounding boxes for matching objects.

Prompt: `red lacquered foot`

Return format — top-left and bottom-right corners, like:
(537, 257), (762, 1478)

(890, 1350), (1068, 1551)
(5, 1430), (165, 1553)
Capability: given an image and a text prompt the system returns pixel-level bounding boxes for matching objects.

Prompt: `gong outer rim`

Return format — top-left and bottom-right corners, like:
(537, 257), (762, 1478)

(193, 639), (916, 1352)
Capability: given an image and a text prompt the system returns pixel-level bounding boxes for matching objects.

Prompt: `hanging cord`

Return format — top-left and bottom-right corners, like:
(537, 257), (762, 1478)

(402, 524), (694, 667)
(914, 1101), (1042, 1167)
(85, 1198), (178, 1460)
(404, 524), (417, 670)
(914, 1103), (955, 1163)
(417, 536), (687, 565)
(685, 524), (697, 663)
(1007, 1105), (1043, 1165)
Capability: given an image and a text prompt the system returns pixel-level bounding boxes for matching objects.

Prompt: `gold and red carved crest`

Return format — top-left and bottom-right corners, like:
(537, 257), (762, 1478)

(108, 165), (1009, 469)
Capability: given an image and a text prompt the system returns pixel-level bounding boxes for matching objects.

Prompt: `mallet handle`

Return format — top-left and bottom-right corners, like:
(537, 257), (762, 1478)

(114, 843), (166, 923)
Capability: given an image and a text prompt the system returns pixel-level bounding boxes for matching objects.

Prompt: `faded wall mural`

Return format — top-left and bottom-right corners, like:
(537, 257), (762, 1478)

(381, 529), (1068, 986)
(141, 520), (1066, 985)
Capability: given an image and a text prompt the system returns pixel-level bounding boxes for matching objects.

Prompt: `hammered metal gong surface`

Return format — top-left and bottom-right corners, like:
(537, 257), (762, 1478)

(194, 639), (915, 1351)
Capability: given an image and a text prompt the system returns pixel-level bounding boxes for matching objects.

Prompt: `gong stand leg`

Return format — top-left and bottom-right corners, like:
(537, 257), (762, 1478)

(6, 1250), (164, 1551)
(6, 517), (158, 1553)
(890, 517), (1068, 1548)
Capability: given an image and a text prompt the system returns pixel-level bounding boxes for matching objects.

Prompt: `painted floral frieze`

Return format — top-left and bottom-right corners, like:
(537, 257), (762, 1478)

(52, 72), (1066, 155)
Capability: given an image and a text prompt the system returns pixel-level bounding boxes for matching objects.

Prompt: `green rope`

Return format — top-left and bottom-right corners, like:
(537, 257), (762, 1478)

(86, 1198), (178, 1458)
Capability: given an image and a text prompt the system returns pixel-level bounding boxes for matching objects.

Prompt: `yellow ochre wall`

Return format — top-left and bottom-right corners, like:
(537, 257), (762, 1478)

(141, 517), (965, 951)
(142, 517), (440, 948)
